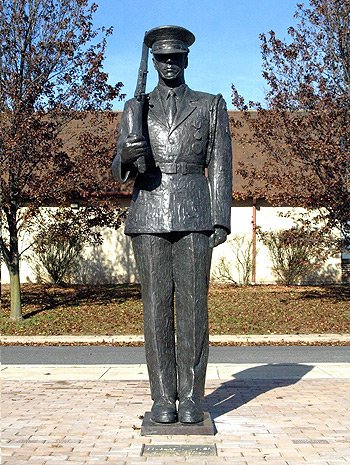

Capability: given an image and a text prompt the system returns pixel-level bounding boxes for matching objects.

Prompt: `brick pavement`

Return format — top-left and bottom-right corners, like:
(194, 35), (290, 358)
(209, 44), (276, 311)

(2, 374), (350, 465)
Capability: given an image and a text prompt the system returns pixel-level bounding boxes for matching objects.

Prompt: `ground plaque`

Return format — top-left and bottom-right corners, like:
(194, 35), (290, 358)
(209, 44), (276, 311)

(141, 444), (217, 457)
(141, 411), (215, 436)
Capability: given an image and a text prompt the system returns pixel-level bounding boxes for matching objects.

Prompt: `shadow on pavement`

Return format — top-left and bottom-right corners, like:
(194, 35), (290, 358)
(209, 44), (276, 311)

(204, 363), (314, 420)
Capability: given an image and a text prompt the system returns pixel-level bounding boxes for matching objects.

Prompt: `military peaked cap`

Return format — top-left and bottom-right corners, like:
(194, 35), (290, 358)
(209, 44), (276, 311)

(144, 25), (195, 54)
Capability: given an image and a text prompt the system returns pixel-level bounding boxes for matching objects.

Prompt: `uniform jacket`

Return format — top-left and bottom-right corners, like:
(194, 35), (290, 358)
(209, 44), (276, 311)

(112, 85), (232, 235)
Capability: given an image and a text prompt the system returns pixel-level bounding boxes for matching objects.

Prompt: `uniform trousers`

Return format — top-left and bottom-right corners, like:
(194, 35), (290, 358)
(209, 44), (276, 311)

(132, 231), (212, 403)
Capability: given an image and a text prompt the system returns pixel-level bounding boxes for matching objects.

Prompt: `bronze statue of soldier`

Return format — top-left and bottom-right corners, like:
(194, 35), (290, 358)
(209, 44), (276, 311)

(112, 25), (232, 424)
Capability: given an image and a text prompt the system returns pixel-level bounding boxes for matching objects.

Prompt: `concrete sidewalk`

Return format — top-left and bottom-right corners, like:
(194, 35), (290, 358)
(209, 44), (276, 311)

(2, 361), (350, 465)
(2, 362), (350, 381)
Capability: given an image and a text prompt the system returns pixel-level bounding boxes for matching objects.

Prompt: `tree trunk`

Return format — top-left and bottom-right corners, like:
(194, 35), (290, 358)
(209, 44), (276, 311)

(9, 262), (23, 321)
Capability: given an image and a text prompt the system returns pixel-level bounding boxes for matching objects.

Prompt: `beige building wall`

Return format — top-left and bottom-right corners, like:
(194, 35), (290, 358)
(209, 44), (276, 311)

(1, 205), (341, 285)
(212, 204), (341, 284)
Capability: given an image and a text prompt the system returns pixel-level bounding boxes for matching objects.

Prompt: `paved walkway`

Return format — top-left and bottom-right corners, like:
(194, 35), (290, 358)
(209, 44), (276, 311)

(2, 361), (350, 465)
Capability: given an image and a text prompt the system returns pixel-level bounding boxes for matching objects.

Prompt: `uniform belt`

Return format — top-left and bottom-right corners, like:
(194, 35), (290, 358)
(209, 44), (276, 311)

(156, 162), (204, 175)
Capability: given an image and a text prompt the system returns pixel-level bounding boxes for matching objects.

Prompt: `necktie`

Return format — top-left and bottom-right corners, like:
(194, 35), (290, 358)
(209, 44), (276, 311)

(167, 89), (177, 126)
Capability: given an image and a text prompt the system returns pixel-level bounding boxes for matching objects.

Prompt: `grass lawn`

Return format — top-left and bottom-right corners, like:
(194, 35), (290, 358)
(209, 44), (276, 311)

(1, 283), (350, 338)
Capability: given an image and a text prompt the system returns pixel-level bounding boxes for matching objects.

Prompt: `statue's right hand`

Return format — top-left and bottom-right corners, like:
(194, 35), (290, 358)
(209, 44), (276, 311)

(120, 134), (149, 164)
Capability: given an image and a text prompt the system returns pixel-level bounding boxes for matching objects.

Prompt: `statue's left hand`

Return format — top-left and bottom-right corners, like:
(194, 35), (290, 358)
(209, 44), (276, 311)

(209, 227), (228, 248)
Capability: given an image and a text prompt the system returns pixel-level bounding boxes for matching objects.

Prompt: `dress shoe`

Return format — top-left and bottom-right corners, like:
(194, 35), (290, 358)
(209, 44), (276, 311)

(178, 397), (204, 424)
(151, 397), (177, 423)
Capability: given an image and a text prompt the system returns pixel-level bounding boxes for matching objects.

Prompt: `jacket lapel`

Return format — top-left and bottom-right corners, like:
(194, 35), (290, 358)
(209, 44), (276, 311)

(169, 87), (198, 135)
(147, 88), (168, 129)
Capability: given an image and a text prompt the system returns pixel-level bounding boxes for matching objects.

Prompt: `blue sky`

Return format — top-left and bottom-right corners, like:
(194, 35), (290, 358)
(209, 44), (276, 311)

(93, 0), (303, 109)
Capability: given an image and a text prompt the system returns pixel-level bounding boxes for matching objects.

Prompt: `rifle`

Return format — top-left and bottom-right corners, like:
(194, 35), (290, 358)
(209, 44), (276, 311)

(130, 33), (149, 172)
(132, 31), (148, 136)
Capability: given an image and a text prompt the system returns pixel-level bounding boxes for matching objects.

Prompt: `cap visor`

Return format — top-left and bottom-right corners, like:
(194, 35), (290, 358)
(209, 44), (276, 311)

(152, 49), (188, 55)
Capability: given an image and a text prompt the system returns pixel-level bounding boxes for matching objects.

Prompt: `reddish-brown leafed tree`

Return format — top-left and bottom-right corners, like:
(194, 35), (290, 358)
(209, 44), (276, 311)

(0, 0), (125, 320)
(232, 0), (350, 252)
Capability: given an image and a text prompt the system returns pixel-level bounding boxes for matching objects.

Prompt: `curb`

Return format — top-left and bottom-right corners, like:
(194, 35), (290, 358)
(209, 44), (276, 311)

(1, 334), (350, 345)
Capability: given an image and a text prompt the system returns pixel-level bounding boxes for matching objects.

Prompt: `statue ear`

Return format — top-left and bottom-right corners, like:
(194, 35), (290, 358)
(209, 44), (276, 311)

(184, 55), (188, 69)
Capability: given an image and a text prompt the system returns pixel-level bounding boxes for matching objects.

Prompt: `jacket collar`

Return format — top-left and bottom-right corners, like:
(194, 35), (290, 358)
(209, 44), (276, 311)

(148, 85), (198, 134)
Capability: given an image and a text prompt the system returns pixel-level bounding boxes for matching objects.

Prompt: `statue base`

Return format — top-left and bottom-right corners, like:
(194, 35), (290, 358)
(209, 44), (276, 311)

(140, 411), (215, 436)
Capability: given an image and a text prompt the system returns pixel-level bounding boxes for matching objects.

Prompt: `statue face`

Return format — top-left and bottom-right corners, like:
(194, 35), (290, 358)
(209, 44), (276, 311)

(153, 53), (188, 82)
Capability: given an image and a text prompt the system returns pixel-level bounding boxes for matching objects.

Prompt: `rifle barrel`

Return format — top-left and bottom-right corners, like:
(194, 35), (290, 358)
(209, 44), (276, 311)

(135, 38), (149, 100)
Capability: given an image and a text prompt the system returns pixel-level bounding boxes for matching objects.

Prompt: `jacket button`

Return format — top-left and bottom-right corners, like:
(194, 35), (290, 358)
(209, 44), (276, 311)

(192, 142), (202, 154)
